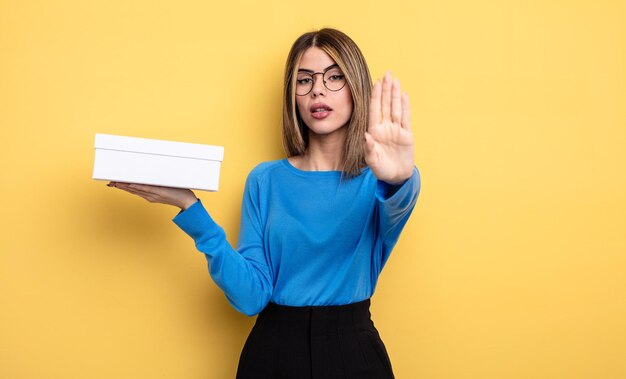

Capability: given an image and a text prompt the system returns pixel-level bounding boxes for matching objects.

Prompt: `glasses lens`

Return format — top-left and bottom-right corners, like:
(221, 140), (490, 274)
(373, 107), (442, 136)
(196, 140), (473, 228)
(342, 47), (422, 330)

(323, 69), (346, 91)
(295, 73), (313, 96)
(295, 69), (347, 95)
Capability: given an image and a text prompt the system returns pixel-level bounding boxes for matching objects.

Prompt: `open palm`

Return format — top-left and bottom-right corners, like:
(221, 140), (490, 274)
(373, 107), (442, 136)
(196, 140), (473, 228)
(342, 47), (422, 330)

(365, 72), (415, 184)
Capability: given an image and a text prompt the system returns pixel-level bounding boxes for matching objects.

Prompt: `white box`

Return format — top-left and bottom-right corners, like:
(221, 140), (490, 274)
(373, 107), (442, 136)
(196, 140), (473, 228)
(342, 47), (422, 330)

(93, 134), (224, 191)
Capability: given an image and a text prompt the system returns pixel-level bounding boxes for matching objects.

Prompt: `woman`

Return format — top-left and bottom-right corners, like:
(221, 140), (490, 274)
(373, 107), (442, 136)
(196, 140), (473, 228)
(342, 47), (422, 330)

(110, 28), (420, 379)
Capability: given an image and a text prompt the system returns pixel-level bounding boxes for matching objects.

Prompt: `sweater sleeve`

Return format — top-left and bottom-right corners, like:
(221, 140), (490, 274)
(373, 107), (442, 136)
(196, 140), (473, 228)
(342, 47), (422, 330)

(172, 173), (273, 316)
(374, 166), (421, 267)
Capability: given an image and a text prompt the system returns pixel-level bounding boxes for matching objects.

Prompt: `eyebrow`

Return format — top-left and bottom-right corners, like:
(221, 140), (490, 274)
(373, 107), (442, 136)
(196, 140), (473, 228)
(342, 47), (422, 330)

(297, 63), (339, 73)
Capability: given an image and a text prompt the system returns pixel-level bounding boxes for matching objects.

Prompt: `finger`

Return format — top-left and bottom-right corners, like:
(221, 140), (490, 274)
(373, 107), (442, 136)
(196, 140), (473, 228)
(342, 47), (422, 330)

(128, 183), (163, 197)
(381, 71), (392, 121)
(115, 184), (149, 197)
(113, 184), (158, 202)
(391, 78), (402, 125)
(110, 182), (132, 190)
(116, 186), (153, 201)
(364, 131), (374, 154)
(130, 191), (160, 203)
(369, 80), (381, 129)
(401, 92), (411, 131)
(364, 132), (379, 165)
(108, 181), (126, 188)
(128, 183), (164, 195)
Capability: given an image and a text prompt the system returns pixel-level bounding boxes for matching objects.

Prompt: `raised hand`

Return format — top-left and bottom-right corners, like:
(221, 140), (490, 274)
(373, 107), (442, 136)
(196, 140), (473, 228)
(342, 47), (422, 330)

(365, 72), (415, 185)
(108, 182), (198, 210)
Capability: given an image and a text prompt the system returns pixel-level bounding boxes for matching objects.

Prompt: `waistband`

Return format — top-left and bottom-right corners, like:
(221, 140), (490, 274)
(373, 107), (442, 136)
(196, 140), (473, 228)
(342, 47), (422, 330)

(258, 299), (373, 336)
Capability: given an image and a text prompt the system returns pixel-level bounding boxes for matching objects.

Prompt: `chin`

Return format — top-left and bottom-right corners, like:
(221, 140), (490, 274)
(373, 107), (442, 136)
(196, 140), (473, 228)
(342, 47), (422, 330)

(307, 122), (347, 137)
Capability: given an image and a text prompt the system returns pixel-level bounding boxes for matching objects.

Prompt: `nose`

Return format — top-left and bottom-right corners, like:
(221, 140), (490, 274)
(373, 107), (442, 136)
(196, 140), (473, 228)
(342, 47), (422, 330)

(311, 73), (326, 96)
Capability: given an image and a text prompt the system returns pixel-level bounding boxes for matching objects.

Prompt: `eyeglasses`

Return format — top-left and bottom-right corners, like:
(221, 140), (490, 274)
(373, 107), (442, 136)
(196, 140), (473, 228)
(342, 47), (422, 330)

(295, 65), (347, 96)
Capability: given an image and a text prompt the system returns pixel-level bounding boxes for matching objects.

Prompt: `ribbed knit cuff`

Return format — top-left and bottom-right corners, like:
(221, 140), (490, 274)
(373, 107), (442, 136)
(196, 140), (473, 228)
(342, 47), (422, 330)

(375, 166), (420, 203)
(172, 200), (221, 241)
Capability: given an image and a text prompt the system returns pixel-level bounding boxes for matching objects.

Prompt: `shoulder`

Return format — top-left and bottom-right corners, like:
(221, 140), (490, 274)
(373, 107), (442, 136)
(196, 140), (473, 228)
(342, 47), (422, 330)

(245, 159), (288, 186)
(247, 159), (285, 178)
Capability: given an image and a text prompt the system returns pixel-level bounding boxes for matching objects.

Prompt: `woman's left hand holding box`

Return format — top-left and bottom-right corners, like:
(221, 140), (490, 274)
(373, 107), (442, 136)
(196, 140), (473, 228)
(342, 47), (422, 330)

(108, 182), (198, 210)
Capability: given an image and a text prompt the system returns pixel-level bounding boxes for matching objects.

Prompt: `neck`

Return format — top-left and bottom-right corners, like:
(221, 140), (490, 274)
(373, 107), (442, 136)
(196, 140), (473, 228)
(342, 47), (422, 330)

(294, 128), (346, 171)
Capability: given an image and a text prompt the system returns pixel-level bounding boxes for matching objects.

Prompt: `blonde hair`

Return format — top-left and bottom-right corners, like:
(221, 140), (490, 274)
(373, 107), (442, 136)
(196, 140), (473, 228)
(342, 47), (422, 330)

(282, 28), (372, 178)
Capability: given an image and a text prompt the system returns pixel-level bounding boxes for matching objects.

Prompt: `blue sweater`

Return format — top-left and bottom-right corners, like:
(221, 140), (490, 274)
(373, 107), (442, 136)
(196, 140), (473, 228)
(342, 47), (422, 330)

(173, 159), (420, 316)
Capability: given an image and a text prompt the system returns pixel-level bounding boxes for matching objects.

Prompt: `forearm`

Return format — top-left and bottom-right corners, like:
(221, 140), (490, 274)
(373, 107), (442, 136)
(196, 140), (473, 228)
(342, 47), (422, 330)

(376, 166), (421, 242)
(173, 201), (273, 316)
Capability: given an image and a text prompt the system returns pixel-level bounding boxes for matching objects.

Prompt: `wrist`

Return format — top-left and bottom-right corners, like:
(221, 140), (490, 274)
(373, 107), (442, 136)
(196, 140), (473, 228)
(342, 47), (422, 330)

(178, 193), (198, 211)
(385, 178), (407, 186)
(384, 170), (413, 186)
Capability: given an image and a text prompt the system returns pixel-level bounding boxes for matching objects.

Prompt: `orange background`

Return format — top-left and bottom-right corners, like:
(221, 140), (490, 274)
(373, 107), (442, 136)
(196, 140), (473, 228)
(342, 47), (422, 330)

(1, 0), (625, 377)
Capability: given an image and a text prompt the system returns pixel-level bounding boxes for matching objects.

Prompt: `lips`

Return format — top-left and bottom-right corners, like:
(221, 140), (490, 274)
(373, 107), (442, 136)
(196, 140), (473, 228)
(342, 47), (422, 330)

(310, 103), (332, 113)
(310, 103), (333, 119)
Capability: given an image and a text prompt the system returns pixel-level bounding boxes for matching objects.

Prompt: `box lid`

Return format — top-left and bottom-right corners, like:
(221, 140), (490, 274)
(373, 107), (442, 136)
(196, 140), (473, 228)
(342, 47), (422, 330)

(95, 134), (224, 161)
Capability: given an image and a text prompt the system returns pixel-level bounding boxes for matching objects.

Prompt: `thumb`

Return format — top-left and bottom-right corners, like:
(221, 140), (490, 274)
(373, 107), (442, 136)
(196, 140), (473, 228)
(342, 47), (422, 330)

(364, 132), (379, 165)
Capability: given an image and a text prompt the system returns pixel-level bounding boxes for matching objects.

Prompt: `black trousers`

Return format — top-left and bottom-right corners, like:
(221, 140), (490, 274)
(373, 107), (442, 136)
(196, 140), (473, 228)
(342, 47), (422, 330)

(236, 299), (395, 379)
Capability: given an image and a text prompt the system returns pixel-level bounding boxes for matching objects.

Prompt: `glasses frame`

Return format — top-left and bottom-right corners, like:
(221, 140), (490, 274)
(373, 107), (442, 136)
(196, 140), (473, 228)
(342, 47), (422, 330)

(295, 66), (348, 96)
